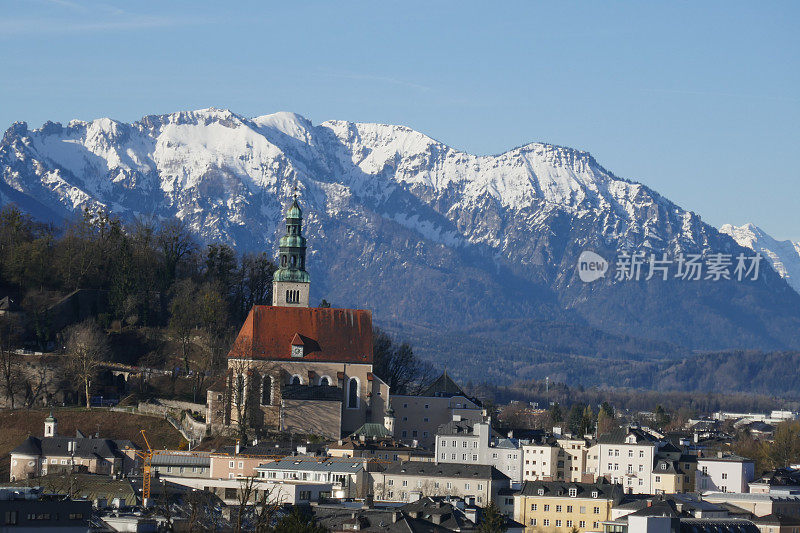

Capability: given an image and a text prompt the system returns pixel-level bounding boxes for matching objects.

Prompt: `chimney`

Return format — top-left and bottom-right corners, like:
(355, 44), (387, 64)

(235, 440), (241, 455)
(362, 494), (374, 509)
(392, 511), (401, 523)
(453, 414), (462, 422)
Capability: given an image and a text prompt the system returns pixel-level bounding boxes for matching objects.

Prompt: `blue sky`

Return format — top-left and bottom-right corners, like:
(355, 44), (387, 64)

(1, 1), (798, 239)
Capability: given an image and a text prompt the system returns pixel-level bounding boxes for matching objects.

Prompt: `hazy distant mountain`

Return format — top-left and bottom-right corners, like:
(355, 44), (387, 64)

(720, 223), (800, 295)
(2, 108), (800, 383)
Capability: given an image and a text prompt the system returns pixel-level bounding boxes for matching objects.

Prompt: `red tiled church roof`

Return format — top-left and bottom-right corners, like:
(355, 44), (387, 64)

(228, 306), (373, 363)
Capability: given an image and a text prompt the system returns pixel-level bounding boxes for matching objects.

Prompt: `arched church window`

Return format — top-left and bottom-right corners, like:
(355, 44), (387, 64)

(290, 255), (297, 267)
(261, 376), (272, 405)
(291, 375), (302, 385)
(281, 255), (287, 267)
(319, 376), (330, 386)
(235, 374), (245, 405)
(348, 378), (359, 409)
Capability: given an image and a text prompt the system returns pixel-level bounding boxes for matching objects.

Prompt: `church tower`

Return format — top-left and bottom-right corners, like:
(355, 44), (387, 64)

(272, 198), (310, 307)
(44, 411), (57, 437)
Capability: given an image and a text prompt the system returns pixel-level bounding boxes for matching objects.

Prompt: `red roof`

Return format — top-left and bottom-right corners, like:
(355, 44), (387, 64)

(228, 306), (373, 363)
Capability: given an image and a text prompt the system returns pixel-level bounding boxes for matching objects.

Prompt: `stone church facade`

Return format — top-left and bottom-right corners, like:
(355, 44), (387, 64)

(206, 199), (390, 439)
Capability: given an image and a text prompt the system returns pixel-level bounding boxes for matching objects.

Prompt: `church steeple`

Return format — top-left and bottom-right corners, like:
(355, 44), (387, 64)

(272, 198), (311, 307)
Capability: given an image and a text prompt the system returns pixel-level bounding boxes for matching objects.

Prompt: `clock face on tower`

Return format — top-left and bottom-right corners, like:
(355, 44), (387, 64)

(291, 345), (304, 358)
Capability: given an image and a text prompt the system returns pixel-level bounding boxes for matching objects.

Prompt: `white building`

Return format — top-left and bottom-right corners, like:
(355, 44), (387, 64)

(696, 453), (755, 494)
(254, 456), (378, 499)
(587, 427), (660, 494)
(434, 417), (525, 484)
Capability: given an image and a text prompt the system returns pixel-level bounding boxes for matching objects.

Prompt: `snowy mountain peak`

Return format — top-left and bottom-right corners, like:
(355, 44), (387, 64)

(720, 223), (800, 293)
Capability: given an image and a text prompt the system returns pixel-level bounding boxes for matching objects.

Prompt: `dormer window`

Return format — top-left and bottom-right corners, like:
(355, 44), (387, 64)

(538, 489), (545, 496)
(661, 463), (667, 470)
(591, 491), (598, 498)
(569, 488), (577, 497)
(291, 333), (305, 357)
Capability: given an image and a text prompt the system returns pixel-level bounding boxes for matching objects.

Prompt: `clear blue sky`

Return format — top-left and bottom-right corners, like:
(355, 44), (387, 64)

(2, 1), (798, 240)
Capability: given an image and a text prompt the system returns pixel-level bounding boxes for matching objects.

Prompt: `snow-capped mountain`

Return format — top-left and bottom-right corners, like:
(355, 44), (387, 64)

(2, 108), (800, 380)
(720, 223), (800, 294)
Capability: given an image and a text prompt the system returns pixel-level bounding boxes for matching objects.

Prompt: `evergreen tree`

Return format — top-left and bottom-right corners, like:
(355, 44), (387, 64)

(478, 501), (508, 533)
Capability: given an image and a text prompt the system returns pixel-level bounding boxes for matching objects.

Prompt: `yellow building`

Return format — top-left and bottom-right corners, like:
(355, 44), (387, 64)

(514, 480), (624, 533)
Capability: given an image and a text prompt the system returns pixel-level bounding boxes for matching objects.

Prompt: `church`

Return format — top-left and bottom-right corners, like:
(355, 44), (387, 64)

(206, 199), (390, 439)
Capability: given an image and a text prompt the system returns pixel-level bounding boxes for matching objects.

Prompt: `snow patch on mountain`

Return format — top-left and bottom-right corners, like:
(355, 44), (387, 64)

(720, 223), (800, 294)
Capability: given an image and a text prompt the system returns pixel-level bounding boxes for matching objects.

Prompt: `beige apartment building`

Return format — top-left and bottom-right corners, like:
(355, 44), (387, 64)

(375, 462), (510, 507)
(513, 480), (624, 533)
(522, 436), (590, 483)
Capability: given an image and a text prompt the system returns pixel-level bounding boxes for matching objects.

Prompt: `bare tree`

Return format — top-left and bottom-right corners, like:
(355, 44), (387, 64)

(0, 315), (23, 408)
(157, 218), (196, 284)
(64, 320), (109, 408)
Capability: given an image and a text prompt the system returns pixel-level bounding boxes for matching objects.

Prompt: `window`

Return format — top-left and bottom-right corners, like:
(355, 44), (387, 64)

(473, 455), (478, 461)
(441, 453), (446, 460)
(556, 520), (562, 527)
(347, 378), (359, 409)
(639, 464), (644, 472)
(639, 450), (645, 458)
(238, 461), (243, 469)
(261, 375), (272, 405)
(569, 488), (577, 497)
(402, 480), (408, 487)
(388, 479), (394, 486)
(319, 376), (330, 386)
(721, 485), (727, 493)
(702, 466), (708, 474)
(291, 374), (302, 385)
(465, 483), (470, 490)
(655, 476), (661, 482)
(530, 519), (537, 526)
(567, 520), (573, 527)
(722, 473), (728, 479)
(544, 505), (550, 512)
(579, 506), (586, 513)
(4, 511), (18, 525)
(463, 442), (468, 448)
(628, 450), (634, 457)
(556, 505), (562, 512)
(447, 482), (452, 489)
(229, 461), (234, 468)
(538, 489), (545, 496)
(441, 441), (446, 447)
(543, 519), (550, 526)
(580, 521), (586, 528)
(531, 504), (538, 511)
(593, 507), (600, 514)
(567, 506), (573, 513)
(594, 522), (600, 529)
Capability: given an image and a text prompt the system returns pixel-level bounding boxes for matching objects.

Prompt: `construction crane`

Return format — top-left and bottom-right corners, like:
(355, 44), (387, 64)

(136, 430), (153, 501)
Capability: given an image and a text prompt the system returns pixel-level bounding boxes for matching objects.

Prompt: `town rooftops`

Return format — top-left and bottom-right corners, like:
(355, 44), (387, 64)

(255, 456), (371, 474)
(151, 452), (211, 468)
(750, 514), (800, 526)
(751, 468), (800, 486)
(596, 427), (658, 445)
(383, 461), (509, 481)
(517, 480), (624, 502)
(677, 518), (760, 533)
(698, 453), (753, 463)
(228, 306), (373, 363)
(10, 435), (137, 460)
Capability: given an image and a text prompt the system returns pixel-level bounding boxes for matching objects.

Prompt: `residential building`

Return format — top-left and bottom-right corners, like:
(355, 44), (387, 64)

(376, 462), (510, 506)
(159, 474), (332, 506)
(255, 456), (381, 499)
(522, 436), (591, 483)
(696, 454), (755, 493)
(751, 514), (800, 533)
(513, 480), (624, 533)
(9, 414), (138, 481)
(701, 493), (800, 518)
(434, 417), (525, 484)
(327, 436), (435, 464)
(0, 487), (91, 532)
(750, 469), (800, 495)
(391, 371), (484, 448)
(587, 427), (661, 494)
(151, 451), (211, 478)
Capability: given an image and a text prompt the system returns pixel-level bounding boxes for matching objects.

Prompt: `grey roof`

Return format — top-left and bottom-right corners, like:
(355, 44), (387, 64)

(751, 514), (800, 526)
(493, 438), (520, 450)
(420, 371), (469, 399)
(256, 456), (367, 474)
(597, 427), (658, 445)
(313, 506), (452, 533)
(11, 436), (137, 460)
(517, 480), (624, 502)
(653, 459), (684, 475)
(151, 452), (210, 467)
(400, 497), (477, 531)
(698, 453), (753, 463)
(383, 461), (509, 481)
(678, 518), (760, 533)
(752, 468), (800, 486)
